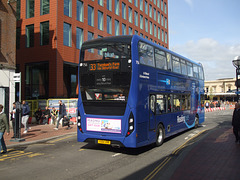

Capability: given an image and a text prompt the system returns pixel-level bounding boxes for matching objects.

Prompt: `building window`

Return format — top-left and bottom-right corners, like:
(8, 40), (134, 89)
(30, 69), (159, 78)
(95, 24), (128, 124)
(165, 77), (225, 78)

(134, 11), (138, 26)
(88, 5), (94, 27)
(165, 32), (168, 43)
(149, 21), (152, 35)
(98, 0), (103, 6)
(64, 0), (72, 17)
(41, 0), (49, 15)
(122, 2), (126, 19)
(129, 27), (132, 35)
(25, 62), (49, 99)
(128, 7), (132, 23)
(134, 0), (138, 7)
(157, 0), (160, 8)
(162, 29), (164, 42)
(26, 24), (34, 48)
(40, 21), (49, 46)
(64, 22), (72, 47)
(140, 15), (143, 29)
(145, 18), (148, 32)
(165, 17), (167, 29)
(107, 15), (112, 34)
(115, 0), (119, 15)
(140, 0), (143, 11)
(122, 23), (126, 35)
(26, 0), (34, 18)
(107, 0), (112, 11)
(76, 27), (83, 49)
(135, 30), (138, 34)
(115, 20), (119, 35)
(16, 27), (21, 49)
(158, 11), (160, 23)
(154, 24), (157, 37)
(145, 1), (148, 15)
(164, 2), (167, 14)
(16, 0), (21, 20)
(63, 64), (78, 98)
(77, 0), (84, 22)
(88, 32), (94, 41)
(158, 27), (160, 39)
(154, 8), (156, 21)
(161, 14), (164, 26)
(149, 4), (152, 18)
(161, 0), (163, 11)
(98, 11), (103, 31)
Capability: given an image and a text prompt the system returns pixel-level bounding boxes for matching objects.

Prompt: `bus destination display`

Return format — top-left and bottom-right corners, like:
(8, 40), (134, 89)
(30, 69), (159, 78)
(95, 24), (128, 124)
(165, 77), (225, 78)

(89, 62), (120, 71)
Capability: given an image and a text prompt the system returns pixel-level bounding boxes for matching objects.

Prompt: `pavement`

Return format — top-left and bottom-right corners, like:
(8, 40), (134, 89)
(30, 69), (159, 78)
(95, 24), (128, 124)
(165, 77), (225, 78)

(170, 126), (240, 180)
(4, 123), (77, 148)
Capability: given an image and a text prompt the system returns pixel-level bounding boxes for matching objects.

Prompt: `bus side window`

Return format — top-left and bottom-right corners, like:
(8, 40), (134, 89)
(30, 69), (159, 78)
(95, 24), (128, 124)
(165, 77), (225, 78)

(193, 65), (199, 78)
(181, 59), (188, 75)
(173, 94), (181, 112)
(167, 94), (173, 112)
(155, 49), (167, 70)
(156, 94), (167, 114)
(166, 53), (172, 71)
(187, 62), (193, 77)
(199, 66), (204, 80)
(138, 42), (155, 67)
(172, 56), (181, 74)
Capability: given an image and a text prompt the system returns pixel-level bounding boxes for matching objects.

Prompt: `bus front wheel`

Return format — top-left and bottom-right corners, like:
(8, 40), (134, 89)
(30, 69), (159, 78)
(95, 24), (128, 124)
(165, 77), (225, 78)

(156, 124), (165, 147)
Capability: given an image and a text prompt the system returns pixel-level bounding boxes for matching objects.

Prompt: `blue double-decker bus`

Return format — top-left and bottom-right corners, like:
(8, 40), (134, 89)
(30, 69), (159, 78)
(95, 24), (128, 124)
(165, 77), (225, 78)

(77, 35), (205, 148)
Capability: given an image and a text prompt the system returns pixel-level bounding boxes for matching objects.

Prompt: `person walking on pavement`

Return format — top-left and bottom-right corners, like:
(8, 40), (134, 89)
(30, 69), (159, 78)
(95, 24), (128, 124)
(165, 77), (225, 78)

(22, 101), (31, 134)
(232, 103), (240, 143)
(54, 100), (67, 130)
(10, 102), (16, 138)
(0, 104), (10, 155)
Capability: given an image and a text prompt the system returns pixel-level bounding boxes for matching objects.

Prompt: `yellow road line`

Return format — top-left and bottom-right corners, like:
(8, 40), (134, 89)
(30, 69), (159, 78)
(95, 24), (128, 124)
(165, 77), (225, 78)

(48, 134), (75, 143)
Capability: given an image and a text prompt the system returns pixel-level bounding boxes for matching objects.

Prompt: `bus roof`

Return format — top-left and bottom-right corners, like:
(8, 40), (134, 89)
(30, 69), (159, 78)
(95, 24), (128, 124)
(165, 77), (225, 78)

(81, 35), (202, 67)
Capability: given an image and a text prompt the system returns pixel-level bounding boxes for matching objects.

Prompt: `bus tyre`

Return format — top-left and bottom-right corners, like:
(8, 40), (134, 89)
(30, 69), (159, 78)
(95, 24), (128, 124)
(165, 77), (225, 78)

(195, 116), (199, 128)
(156, 124), (165, 147)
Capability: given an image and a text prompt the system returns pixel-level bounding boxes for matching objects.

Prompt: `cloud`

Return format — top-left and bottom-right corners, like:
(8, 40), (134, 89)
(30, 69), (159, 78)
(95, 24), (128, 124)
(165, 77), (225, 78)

(170, 38), (240, 80)
(184, 0), (193, 9)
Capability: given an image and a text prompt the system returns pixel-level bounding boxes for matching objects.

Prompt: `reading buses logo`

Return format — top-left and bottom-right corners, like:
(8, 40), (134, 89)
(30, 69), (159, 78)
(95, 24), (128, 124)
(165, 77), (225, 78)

(159, 79), (170, 85)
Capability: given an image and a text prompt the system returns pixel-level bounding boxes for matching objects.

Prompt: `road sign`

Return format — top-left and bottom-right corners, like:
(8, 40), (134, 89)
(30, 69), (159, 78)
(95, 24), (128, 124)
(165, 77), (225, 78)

(13, 73), (21, 82)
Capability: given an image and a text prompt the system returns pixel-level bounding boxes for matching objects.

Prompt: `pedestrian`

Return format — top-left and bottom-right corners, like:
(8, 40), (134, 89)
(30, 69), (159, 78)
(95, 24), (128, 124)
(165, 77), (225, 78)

(51, 107), (58, 125)
(0, 104), (10, 155)
(34, 107), (42, 124)
(54, 100), (67, 130)
(42, 106), (50, 125)
(21, 101), (31, 134)
(205, 101), (209, 109)
(232, 103), (240, 143)
(10, 102), (16, 138)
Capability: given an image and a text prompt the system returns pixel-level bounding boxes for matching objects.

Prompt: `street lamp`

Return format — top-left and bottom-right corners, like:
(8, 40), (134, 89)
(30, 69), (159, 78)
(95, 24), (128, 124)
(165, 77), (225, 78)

(232, 56), (240, 102)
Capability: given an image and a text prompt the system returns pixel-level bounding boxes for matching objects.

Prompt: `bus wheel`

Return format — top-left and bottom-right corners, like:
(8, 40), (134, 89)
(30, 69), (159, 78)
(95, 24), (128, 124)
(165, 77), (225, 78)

(156, 124), (165, 146)
(195, 116), (199, 128)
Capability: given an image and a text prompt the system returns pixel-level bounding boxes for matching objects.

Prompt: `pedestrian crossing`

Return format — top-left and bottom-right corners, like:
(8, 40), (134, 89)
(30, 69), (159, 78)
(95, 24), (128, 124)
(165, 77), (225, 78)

(0, 149), (44, 162)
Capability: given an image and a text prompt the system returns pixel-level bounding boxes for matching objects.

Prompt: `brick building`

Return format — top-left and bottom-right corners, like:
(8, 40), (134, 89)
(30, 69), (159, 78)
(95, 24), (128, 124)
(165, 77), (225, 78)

(16, 0), (169, 100)
(0, 0), (17, 114)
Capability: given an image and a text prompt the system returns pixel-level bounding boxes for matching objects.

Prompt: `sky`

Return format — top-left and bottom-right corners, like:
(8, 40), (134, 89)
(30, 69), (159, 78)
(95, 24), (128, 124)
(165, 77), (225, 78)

(168, 0), (240, 81)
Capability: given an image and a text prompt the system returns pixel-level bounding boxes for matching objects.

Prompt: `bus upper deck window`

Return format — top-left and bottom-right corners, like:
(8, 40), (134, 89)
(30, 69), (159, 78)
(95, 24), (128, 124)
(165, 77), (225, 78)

(139, 42), (155, 67)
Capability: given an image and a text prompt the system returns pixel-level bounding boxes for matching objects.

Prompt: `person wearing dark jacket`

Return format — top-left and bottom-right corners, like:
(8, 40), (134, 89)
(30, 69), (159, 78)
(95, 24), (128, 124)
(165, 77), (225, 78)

(232, 103), (240, 143)
(0, 104), (10, 155)
(54, 100), (67, 130)
(22, 101), (30, 134)
(42, 106), (50, 125)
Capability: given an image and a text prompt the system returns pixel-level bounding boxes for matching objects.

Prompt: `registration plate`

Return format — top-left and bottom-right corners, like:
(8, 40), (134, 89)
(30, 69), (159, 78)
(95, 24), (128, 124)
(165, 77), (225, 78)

(97, 140), (111, 145)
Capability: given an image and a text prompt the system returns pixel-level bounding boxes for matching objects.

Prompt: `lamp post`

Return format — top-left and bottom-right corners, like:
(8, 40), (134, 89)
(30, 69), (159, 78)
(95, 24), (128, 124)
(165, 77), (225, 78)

(232, 56), (240, 102)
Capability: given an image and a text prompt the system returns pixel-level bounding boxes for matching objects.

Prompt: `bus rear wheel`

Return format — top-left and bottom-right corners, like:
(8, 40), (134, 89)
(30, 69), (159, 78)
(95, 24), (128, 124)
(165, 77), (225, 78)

(156, 124), (165, 146)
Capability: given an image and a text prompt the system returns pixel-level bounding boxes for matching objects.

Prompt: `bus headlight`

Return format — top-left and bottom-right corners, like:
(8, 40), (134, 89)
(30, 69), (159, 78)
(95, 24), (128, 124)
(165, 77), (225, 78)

(126, 112), (134, 137)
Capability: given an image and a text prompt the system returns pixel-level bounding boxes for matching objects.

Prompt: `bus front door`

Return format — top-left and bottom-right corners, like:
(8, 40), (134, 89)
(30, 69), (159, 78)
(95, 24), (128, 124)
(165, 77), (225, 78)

(149, 94), (156, 131)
